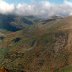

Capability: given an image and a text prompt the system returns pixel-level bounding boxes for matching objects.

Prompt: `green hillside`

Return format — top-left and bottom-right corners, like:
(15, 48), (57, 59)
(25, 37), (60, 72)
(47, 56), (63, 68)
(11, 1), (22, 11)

(0, 16), (72, 72)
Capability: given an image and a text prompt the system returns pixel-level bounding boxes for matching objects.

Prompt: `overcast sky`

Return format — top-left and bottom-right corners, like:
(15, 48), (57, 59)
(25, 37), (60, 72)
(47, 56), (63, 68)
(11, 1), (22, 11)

(0, 0), (72, 18)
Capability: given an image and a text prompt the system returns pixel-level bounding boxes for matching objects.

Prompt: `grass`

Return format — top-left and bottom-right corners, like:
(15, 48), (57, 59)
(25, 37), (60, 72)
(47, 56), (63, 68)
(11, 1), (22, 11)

(60, 65), (72, 72)
(0, 16), (72, 72)
(0, 28), (69, 72)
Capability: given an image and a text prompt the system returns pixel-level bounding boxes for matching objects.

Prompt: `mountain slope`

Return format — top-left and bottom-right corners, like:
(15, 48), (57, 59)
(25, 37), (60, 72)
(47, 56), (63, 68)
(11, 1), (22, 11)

(0, 16), (72, 72)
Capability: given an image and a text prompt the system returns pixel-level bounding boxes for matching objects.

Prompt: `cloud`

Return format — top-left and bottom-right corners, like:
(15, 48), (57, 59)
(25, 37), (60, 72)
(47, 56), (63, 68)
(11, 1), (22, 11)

(16, 0), (72, 18)
(15, 1), (56, 18)
(0, 0), (15, 14)
(0, 0), (72, 18)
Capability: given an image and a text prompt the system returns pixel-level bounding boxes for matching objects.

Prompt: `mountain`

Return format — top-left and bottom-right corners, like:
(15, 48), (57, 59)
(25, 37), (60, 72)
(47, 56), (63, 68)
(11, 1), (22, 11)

(0, 14), (42, 32)
(0, 15), (72, 72)
(0, 14), (63, 32)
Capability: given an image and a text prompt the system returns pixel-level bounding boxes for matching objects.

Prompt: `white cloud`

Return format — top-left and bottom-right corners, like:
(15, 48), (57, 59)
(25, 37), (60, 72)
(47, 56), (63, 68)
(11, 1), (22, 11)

(14, 0), (72, 18)
(0, 0), (15, 14)
(0, 0), (72, 18)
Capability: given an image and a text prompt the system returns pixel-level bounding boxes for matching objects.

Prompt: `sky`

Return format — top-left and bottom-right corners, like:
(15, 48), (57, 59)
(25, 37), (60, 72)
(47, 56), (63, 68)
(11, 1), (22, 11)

(5, 0), (71, 4)
(5, 0), (61, 4)
(0, 0), (72, 18)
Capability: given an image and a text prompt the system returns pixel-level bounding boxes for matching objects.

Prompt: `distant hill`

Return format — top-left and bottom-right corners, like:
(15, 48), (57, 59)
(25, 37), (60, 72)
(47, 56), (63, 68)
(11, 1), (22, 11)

(0, 14), (62, 32)
(0, 14), (42, 32)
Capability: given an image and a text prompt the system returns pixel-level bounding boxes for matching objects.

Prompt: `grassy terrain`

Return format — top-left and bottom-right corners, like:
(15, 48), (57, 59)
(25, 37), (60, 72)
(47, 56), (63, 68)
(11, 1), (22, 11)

(0, 16), (72, 72)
